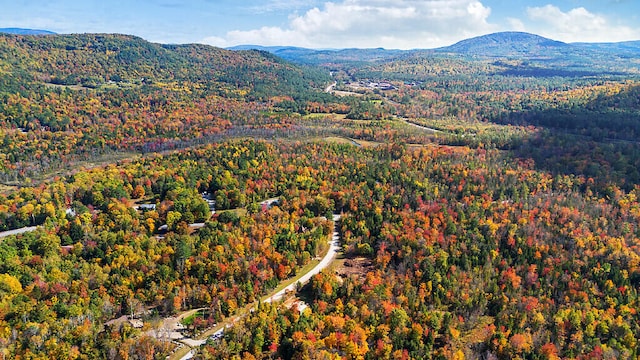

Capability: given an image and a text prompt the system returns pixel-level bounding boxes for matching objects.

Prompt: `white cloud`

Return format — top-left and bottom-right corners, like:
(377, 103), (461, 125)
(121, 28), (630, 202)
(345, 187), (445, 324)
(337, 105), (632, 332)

(507, 17), (526, 32)
(201, 0), (498, 49)
(526, 4), (640, 42)
(202, 27), (311, 48)
(248, 0), (321, 14)
(0, 17), (75, 33)
(200, 36), (230, 48)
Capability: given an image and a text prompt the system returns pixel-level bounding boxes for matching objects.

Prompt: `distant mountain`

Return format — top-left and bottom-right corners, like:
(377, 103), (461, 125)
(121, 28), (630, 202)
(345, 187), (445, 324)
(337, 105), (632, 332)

(437, 31), (573, 57)
(230, 31), (640, 75)
(0, 33), (330, 97)
(227, 45), (320, 62)
(227, 45), (310, 53)
(231, 32), (580, 63)
(431, 32), (640, 76)
(0, 27), (56, 35)
(434, 31), (640, 66)
(573, 41), (640, 57)
(230, 32), (640, 60)
(228, 45), (407, 65)
(230, 32), (609, 66)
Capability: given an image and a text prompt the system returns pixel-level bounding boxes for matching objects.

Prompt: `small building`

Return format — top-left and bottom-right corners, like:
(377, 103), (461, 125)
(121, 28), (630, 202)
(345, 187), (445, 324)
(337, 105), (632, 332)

(129, 319), (144, 328)
(290, 300), (309, 314)
(138, 204), (156, 211)
(260, 199), (280, 212)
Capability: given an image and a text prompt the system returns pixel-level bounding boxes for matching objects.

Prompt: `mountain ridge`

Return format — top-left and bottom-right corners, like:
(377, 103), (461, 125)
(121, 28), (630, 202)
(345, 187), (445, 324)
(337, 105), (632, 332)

(435, 31), (571, 56)
(0, 27), (56, 35)
(228, 31), (640, 53)
(0, 32), (330, 95)
(227, 32), (640, 74)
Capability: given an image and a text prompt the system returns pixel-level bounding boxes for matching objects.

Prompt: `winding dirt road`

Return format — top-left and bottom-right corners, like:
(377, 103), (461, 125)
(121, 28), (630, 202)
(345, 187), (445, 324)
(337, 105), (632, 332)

(396, 117), (442, 133)
(325, 82), (337, 93)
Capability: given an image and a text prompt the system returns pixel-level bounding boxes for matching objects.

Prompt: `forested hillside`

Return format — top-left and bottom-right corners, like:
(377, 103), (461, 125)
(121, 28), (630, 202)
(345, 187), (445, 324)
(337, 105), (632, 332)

(1, 140), (638, 359)
(0, 34), (333, 183)
(0, 32), (639, 360)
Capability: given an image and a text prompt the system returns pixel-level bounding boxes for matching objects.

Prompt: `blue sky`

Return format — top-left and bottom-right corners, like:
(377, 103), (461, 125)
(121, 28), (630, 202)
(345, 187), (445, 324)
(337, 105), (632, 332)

(1, 0), (639, 49)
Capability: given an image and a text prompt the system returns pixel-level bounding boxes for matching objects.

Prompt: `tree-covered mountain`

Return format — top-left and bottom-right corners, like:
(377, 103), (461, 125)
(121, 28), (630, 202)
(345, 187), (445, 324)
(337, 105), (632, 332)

(434, 32), (640, 74)
(232, 32), (640, 76)
(0, 27), (56, 35)
(0, 33), (330, 95)
(0, 33), (334, 182)
(436, 31), (577, 57)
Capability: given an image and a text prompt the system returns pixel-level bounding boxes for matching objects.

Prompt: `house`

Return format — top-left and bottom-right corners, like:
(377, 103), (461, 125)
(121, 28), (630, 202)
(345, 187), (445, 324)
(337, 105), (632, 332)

(138, 204), (156, 211)
(289, 300), (309, 314)
(205, 199), (216, 212)
(260, 198), (280, 212)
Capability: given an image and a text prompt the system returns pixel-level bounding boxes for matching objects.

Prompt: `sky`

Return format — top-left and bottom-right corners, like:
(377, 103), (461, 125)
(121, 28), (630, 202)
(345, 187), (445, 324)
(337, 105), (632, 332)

(1, 0), (639, 49)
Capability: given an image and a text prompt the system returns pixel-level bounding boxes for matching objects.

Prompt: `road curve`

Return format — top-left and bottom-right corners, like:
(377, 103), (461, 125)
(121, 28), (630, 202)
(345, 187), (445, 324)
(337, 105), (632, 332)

(325, 82), (337, 93)
(178, 214), (342, 359)
(266, 214), (341, 303)
(0, 226), (39, 239)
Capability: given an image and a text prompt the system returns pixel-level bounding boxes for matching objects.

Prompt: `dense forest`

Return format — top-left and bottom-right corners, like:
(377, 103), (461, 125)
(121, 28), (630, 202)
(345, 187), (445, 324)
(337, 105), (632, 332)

(0, 34), (334, 182)
(0, 32), (639, 359)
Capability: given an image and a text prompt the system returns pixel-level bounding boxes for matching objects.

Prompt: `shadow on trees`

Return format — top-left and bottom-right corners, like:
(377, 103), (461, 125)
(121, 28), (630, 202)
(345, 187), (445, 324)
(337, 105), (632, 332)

(495, 60), (627, 78)
(491, 84), (640, 191)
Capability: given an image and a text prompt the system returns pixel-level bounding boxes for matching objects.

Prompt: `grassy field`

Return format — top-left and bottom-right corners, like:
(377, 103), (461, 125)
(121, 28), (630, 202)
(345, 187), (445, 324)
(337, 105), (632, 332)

(0, 184), (18, 195)
(43, 83), (93, 91)
(169, 346), (191, 360)
(216, 207), (248, 218)
(303, 113), (348, 120)
(181, 309), (209, 326)
(322, 136), (359, 145)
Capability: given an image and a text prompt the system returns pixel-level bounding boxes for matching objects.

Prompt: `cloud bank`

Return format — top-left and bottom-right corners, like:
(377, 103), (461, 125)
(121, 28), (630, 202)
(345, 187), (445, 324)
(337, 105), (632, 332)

(525, 5), (640, 43)
(202, 1), (640, 49)
(203, 0), (497, 49)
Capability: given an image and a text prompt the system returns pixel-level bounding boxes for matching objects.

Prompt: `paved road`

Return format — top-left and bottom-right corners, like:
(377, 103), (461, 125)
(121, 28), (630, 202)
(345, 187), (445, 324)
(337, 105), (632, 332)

(0, 226), (39, 239)
(266, 214), (341, 303)
(177, 214), (342, 359)
(180, 349), (196, 360)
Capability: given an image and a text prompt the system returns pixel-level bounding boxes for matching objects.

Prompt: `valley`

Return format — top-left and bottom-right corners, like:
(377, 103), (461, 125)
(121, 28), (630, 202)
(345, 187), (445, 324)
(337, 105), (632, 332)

(0, 30), (639, 360)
